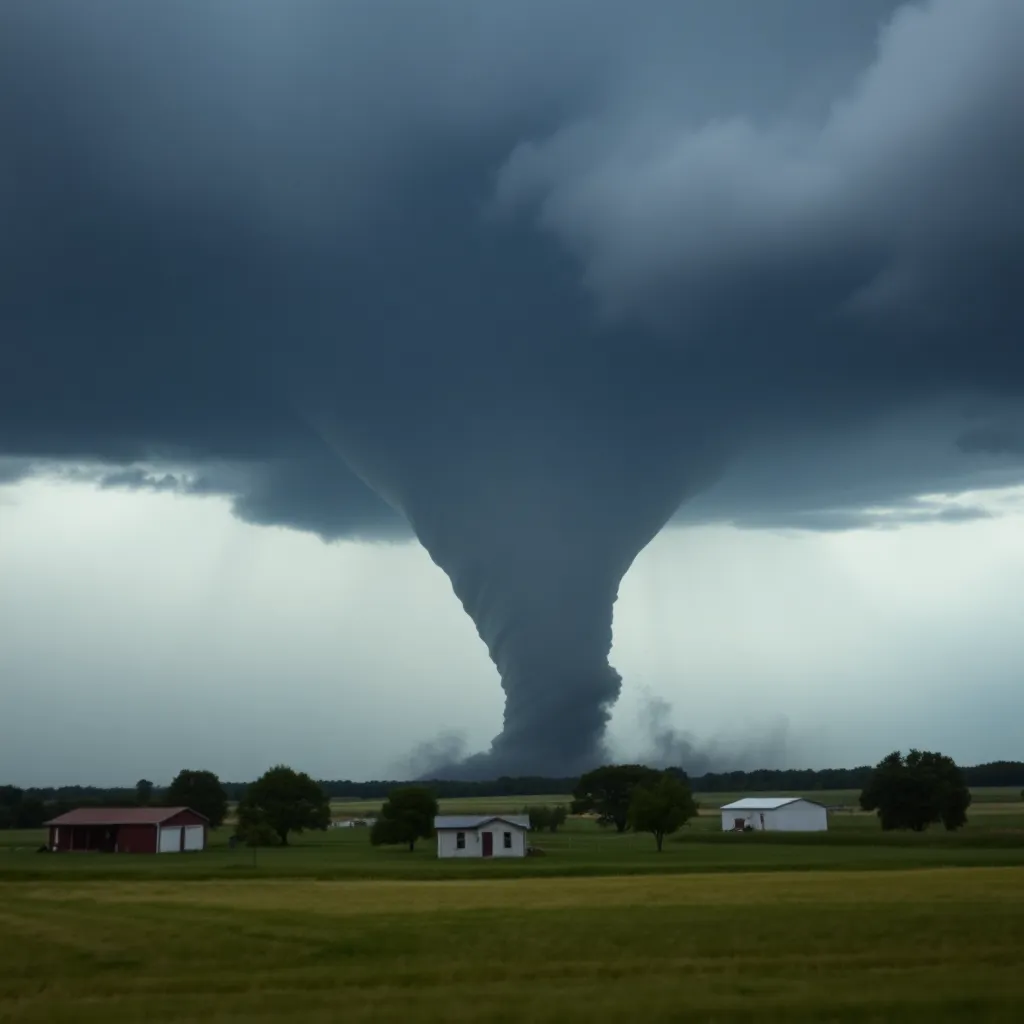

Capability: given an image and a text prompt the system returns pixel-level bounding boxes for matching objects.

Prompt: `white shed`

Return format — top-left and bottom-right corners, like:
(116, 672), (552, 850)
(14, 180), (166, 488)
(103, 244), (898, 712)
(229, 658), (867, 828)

(720, 797), (828, 832)
(434, 815), (530, 858)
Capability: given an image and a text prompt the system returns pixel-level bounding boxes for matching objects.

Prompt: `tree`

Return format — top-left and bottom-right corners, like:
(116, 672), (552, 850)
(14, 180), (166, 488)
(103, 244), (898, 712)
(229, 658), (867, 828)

(235, 810), (280, 848)
(14, 797), (47, 829)
(164, 769), (228, 827)
(524, 805), (551, 831)
(628, 772), (699, 851)
(524, 804), (569, 833)
(370, 786), (438, 851)
(135, 779), (154, 806)
(235, 765), (330, 846)
(0, 786), (22, 829)
(860, 749), (971, 832)
(572, 764), (661, 833)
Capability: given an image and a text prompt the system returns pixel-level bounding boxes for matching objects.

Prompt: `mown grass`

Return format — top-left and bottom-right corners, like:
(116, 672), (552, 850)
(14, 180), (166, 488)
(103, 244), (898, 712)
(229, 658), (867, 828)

(2, 867), (1023, 1021)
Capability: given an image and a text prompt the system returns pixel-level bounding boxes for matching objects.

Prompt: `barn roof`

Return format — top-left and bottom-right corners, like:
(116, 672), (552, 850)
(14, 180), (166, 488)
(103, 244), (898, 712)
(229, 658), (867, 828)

(720, 797), (825, 811)
(44, 806), (208, 826)
(434, 814), (531, 830)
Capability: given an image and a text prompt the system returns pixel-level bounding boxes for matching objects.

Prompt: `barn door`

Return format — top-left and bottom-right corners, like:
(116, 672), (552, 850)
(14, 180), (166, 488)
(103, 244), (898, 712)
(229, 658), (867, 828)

(482, 832), (493, 857)
(159, 827), (183, 853)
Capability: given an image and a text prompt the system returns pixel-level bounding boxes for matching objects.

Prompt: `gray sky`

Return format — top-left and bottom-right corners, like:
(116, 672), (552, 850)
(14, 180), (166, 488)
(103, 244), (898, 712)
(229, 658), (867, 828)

(2, 476), (1022, 786)
(2, 0), (1023, 781)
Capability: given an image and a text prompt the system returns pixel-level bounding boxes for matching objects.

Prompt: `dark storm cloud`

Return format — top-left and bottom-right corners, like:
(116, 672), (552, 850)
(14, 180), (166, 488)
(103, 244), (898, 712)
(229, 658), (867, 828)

(0, 460), (33, 486)
(2, 0), (1023, 774)
(958, 426), (1024, 458)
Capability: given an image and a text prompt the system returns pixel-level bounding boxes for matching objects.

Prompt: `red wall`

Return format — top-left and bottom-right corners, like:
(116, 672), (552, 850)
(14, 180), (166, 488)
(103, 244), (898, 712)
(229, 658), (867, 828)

(48, 810), (207, 853)
(163, 809), (207, 828)
(117, 824), (158, 854)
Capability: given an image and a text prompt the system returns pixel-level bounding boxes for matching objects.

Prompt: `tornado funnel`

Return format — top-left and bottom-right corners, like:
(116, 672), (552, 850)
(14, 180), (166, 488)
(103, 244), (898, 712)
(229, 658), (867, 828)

(306, 372), (719, 778)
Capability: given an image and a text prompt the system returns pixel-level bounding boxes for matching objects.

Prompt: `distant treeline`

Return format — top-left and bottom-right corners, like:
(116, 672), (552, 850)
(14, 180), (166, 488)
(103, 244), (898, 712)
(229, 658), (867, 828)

(309, 761), (1024, 800)
(6, 761), (1023, 824)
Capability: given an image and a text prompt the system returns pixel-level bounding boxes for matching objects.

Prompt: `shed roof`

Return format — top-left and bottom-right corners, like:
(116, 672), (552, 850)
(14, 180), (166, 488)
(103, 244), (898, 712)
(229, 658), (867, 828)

(434, 814), (530, 830)
(45, 806), (208, 827)
(720, 797), (825, 811)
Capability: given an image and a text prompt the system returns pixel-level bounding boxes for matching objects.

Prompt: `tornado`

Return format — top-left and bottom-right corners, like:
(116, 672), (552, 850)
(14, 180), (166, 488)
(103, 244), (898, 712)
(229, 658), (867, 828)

(308, 380), (720, 779)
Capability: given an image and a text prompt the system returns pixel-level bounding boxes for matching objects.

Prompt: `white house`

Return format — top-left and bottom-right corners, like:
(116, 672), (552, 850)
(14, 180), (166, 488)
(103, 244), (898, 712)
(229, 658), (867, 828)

(434, 815), (530, 858)
(720, 797), (828, 832)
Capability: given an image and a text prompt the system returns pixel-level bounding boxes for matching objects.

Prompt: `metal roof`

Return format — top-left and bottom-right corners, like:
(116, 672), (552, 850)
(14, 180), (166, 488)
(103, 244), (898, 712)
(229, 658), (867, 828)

(44, 806), (207, 827)
(719, 797), (824, 811)
(434, 814), (530, 830)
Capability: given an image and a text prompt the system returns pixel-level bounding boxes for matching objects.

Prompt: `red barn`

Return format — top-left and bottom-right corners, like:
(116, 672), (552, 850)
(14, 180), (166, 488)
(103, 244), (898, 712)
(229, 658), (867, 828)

(45, 807), (208, 854)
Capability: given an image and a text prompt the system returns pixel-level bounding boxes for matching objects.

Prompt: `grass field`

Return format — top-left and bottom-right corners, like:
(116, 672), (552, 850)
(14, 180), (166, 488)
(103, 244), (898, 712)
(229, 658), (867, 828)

(2, 794), (1022, 1020)
(2, 799), (1022, 882)
(327, 786), (1023, 816)
(2, 867), (1023, 1021)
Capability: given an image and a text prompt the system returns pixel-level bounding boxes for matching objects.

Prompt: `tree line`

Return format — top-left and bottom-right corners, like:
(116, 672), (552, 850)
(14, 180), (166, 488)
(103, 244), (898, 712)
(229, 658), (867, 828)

(3, 748), (985, 845)
(0, 771), (230, 830)
(9, 759), (1022, 809)
(3, 758), (1019, 831)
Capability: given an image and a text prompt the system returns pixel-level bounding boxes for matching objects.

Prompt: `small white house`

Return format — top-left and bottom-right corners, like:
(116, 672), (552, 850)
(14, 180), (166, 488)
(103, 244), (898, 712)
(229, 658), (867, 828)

(720, 797), (828, 832)
(434, 815), (530, 858)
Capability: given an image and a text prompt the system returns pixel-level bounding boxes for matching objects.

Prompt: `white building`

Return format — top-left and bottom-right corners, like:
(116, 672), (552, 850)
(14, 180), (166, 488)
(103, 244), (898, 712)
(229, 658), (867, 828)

(434, 815), (530, 858)
(720, 797), (828, 832)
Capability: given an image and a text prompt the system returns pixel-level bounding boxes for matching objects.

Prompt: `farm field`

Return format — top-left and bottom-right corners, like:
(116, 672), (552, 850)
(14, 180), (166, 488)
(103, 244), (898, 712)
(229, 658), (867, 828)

(2, 795), (1022, 1020)
(1, 867), (1023, 1021)
(2, 797), (1022, 882)
(326, 785), (1023, 817)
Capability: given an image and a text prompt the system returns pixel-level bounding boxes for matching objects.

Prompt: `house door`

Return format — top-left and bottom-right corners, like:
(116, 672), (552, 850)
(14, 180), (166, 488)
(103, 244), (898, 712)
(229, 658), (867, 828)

(482, 832), (493, 857)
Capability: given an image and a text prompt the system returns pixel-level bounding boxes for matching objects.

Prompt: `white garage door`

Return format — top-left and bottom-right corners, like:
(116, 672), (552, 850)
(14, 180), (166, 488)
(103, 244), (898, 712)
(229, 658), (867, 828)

(159, 826), (182, 853)
(183, 825), (204, 851)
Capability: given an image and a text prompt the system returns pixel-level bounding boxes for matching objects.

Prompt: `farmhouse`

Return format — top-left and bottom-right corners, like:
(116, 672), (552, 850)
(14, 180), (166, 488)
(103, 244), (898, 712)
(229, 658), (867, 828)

(720, 797), (828, 832)
(45, 806), (208, 853)
(434, 814), (530, 858)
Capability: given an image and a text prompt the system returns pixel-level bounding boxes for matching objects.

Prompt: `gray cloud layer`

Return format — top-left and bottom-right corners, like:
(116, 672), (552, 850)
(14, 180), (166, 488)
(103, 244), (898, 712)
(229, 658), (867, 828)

(2, 0), (1022, 773)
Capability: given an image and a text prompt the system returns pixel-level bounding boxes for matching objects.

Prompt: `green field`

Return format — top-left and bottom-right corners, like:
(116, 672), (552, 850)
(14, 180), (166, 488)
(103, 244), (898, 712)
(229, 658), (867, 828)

(2, 796), (1023, 882)
(2, 867), (1023, 1021)
(326, 786), (1023, 816)
(2, 795), (1022, 1020)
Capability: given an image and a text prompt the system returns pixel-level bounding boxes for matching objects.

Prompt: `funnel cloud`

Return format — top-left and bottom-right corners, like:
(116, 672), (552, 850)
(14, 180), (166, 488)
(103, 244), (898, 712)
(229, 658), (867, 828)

(2, 1), (1023, 776)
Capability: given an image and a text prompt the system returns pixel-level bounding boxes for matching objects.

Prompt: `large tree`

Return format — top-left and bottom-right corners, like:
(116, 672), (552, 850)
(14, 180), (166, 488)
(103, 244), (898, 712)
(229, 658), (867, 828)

(370, 787), (438, 852)
(164, 769), (229, 827)
(135, 779), (154, 806)
(236, 765), (330, 846)
(860, 749), (971, 832)
(572, 764), (661, 833)
(628, 772), (699, 851)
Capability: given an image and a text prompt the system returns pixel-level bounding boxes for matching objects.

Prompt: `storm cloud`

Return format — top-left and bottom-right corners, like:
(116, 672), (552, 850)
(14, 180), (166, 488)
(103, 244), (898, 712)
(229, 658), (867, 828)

(2, 0), (1022, 774)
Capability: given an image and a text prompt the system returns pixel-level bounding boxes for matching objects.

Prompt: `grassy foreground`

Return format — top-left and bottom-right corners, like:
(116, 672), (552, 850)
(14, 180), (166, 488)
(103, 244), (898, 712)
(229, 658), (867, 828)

(2, 867), (1023, 1022)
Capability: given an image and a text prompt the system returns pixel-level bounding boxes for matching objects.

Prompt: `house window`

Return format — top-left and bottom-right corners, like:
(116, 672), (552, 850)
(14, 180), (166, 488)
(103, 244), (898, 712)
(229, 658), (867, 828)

(456, 832), (466, 850)
(503, 831), (512, 849)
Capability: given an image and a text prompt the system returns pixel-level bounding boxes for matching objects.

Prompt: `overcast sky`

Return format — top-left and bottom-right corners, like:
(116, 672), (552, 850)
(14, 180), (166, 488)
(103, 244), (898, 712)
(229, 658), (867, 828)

(3, 475), (1021, 786)
(2, 0), (1022, 784)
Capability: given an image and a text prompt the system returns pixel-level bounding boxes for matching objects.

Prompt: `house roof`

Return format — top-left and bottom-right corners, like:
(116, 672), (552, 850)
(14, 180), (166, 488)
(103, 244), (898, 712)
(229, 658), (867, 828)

(720, 797), (825, 811)
(44, 806), (208, 827)
(434, 814), (530, 830)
